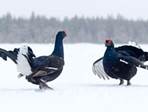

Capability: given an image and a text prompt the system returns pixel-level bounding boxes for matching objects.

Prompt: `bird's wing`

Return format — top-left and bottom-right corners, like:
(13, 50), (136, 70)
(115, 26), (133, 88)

(31, 66), (62, 77)
(118, 53), (148, 70)
(92, 57), (110, 80)
(0, 48), (18, 64)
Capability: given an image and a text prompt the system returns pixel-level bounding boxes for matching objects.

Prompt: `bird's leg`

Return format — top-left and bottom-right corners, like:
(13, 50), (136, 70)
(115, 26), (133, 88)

(119, 79), (124, 85)
(39, 79), (53, 90)
(127, 80), (131, 86)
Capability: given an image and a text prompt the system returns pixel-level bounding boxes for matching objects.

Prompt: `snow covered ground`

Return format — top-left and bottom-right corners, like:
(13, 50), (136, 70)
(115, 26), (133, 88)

(0, 43), (148, 112)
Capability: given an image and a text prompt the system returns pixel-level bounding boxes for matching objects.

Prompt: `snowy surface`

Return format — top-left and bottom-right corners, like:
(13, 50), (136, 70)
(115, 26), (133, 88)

(0, 44), (148, 112)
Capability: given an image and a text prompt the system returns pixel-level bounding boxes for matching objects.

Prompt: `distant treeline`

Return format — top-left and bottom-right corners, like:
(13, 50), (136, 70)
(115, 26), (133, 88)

(0, 13), (148, 43)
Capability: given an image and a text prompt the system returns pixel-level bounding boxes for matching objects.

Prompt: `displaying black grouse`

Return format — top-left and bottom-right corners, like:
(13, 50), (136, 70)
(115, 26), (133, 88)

(92, 40), (148, 85)
(0, 31), (66, 89)
(25, 31), (66, 89)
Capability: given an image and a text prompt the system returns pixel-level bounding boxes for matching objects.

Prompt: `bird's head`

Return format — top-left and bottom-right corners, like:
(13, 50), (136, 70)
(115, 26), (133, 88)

(105, 39), (114, 47)
(56, 31), (67, 39)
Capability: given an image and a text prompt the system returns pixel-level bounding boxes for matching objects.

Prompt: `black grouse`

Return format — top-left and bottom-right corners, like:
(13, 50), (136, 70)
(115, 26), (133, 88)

(0, 31), (66, 89)
(93, 40), (148, 85)
(25, 31), (66, 89)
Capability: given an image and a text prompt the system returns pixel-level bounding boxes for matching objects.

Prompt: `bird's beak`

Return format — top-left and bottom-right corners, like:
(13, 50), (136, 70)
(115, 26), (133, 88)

(64, 30), (67, 37)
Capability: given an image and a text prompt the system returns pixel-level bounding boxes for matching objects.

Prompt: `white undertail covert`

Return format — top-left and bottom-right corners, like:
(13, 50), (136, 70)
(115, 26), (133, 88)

(16, 45), (32, 76)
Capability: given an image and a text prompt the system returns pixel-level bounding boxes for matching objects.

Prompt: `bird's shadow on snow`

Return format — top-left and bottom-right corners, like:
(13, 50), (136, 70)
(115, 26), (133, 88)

(80, 83), (148, 88)
(0, 88), (54, 92)
(0, 84), (148, 93)
(0, 88), (39, 92)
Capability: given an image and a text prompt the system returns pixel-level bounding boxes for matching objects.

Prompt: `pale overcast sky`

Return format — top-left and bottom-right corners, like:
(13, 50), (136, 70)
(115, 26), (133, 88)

(0, 0), (148, 20)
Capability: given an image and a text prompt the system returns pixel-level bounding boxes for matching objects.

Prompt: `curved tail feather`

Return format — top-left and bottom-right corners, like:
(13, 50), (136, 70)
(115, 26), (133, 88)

(0, 48), (18, 64)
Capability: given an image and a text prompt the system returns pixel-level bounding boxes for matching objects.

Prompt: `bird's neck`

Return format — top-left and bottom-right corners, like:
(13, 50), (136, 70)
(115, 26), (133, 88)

(52, 37), (64, 58)
(106, 46), (114, 51)
(104, 46), (116, 57)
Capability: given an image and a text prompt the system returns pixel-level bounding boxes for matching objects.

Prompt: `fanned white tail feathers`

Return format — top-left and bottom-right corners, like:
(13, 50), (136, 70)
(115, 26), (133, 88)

(92, 59), (110, 80)
(128, 41), (141, 49)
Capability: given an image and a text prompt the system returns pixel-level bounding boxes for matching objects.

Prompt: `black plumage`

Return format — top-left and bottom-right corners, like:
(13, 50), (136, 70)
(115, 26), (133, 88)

(115, 45), (148, 62)
(25, 31), (66, 89)
(93, 40), (148, 85)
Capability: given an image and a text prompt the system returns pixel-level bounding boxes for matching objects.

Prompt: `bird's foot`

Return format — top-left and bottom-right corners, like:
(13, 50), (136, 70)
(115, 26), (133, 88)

(39, 80), (53, 90)
(119, 79), (124, 85)
(127, 80), (131, 86)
